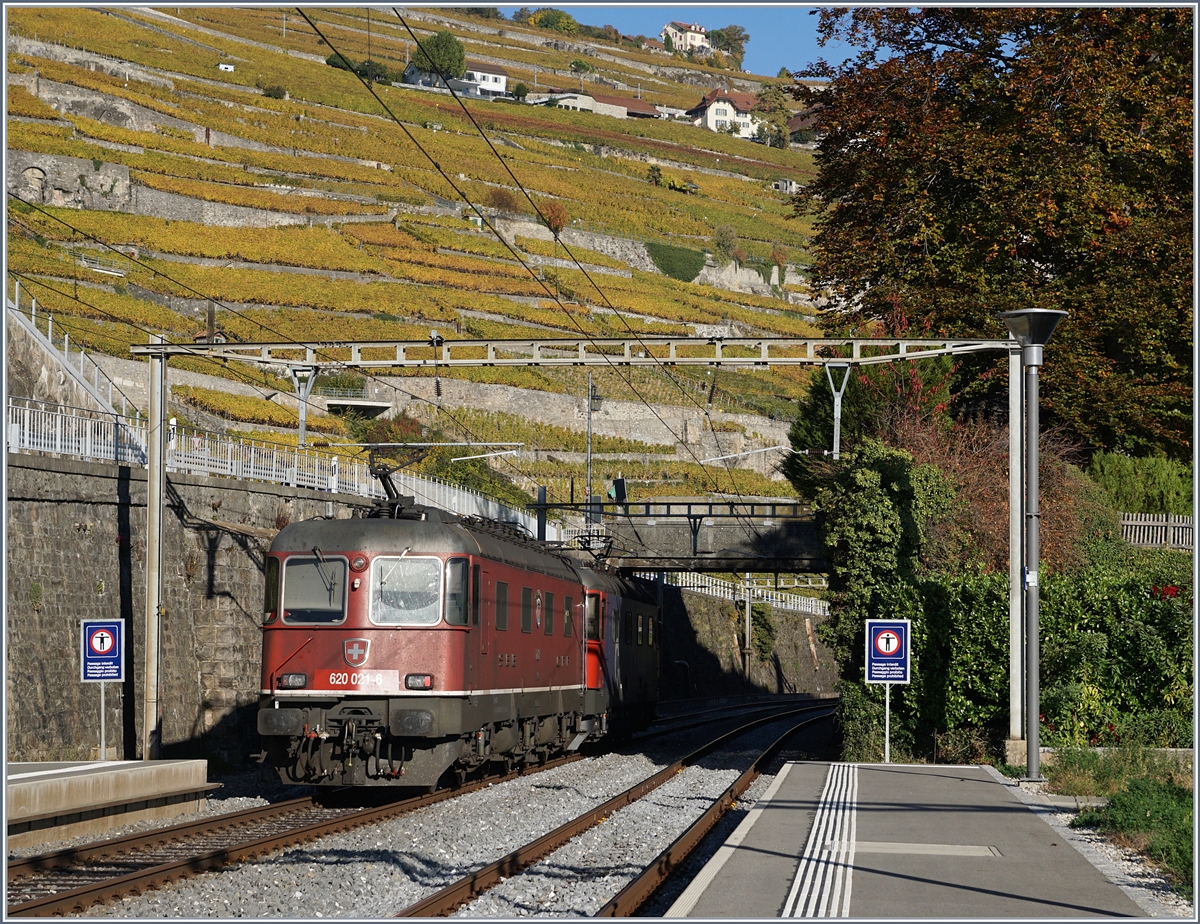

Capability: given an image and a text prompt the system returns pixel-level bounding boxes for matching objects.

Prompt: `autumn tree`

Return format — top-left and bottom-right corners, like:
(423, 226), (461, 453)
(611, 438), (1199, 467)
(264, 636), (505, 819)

(541, 199), (569, 238)
(708, 25), (749, 69)
(793, 9), (1192, 459)
(412, 30), (466, 80)
(753, 83), (792, 148)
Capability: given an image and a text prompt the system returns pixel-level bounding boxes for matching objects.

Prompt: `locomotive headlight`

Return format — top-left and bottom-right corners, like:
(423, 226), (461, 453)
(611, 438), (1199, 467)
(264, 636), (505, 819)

(278, 673), (308, 689)
(404, 673), (434, 691)
(350, 555), (367, 572)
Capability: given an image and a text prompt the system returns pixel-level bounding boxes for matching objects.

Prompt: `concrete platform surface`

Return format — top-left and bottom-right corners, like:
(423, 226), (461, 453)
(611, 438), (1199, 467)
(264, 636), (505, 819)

(7, 760), (209, 847)
(669, 762), (1150, 918)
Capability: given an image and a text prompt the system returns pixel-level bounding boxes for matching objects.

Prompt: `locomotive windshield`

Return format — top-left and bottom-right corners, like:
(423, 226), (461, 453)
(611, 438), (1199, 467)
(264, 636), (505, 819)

(371, 556), (442, 625)
(282, 556), (347, 624)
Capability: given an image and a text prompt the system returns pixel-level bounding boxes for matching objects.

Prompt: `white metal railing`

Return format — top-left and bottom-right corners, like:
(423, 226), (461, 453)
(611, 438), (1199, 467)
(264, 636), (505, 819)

(6, 400), (556, 538)
(1121, 513), (1193, 550)
(637, 570), (828, 616)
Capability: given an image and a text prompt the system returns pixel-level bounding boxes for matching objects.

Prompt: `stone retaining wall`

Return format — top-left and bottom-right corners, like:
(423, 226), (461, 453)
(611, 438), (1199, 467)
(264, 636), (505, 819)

(5, 452), (369, 764)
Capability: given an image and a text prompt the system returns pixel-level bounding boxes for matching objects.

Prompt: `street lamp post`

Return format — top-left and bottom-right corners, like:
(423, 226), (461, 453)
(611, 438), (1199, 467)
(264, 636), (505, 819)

(1000, 309), (1067, 782)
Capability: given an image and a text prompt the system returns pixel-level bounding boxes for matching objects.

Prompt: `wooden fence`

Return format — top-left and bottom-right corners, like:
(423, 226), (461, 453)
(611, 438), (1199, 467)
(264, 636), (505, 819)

(1120, 513), (1193, 550)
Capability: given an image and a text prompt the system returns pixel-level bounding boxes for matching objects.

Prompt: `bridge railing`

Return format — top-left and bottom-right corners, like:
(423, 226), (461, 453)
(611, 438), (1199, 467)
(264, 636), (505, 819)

(638, 570), (828, 616)
(6, 399), (556, 537)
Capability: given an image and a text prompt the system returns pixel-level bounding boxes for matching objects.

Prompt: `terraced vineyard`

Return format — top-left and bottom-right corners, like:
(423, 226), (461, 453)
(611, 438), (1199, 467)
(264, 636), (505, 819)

(7, 5), (819, 503)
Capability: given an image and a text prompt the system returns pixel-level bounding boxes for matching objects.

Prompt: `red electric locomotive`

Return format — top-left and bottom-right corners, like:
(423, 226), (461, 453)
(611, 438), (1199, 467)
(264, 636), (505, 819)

(257, 499), (660, 788)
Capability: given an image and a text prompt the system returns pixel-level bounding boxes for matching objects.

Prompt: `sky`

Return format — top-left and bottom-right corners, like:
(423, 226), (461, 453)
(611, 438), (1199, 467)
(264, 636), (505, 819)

(495, 5), (854, 78)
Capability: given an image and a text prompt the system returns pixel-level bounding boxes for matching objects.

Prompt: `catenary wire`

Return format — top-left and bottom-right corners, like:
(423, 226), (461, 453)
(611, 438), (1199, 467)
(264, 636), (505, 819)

(300, 9), (764, 530)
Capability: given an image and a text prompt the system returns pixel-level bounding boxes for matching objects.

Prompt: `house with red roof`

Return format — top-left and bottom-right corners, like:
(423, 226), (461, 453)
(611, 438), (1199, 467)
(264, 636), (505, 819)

(660, 21), (710, 53)
(686, 88), (762, 138)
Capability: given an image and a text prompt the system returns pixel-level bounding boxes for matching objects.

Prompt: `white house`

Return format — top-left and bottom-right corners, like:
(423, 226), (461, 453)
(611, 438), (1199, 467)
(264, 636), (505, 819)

(660, 21), (710, 53)
(463, 60), (508, 97)
(686, 88), (761, 138)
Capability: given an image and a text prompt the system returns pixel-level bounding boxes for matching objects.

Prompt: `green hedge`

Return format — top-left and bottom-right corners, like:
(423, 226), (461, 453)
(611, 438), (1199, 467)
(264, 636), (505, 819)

(815, 440), (1193, 761)
(1086, 451), (1193, 515)
(645, 241), (706, 282)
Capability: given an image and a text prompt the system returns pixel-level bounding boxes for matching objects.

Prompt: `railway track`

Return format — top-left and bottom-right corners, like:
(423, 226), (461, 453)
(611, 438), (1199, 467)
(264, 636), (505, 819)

(6, 756), (580, 917)
(395, 702), (837, 917)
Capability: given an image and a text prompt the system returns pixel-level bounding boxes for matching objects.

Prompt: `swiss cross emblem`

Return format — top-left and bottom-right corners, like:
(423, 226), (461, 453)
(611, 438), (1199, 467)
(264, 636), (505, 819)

(343, 638), (370, 667)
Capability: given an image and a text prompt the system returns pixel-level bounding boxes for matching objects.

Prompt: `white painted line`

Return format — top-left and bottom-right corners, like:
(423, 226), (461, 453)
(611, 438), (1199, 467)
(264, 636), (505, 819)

(664, 763), (795, 917)
(8, 761), (128, 780)
(784, 762), (859, 917)
(854, 841), (1000, 857)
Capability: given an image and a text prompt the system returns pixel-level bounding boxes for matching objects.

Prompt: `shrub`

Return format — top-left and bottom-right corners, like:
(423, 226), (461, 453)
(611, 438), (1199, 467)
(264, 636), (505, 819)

(1086, 451), (1192, 515)
(645, 241), (705, 282)
(261, 85), (287, 100)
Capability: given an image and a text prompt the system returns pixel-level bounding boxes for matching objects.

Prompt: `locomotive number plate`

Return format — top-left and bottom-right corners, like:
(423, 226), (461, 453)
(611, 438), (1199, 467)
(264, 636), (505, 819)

(316, 669), (400, 692)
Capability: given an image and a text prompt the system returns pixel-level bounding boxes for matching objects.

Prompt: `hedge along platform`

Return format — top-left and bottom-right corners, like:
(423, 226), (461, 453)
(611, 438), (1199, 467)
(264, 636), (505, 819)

(6, 760), (214, 848)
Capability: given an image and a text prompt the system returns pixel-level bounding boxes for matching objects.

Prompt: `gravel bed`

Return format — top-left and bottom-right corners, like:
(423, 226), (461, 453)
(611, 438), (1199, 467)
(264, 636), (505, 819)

(453, 719), (805, 917)
(45, 712), (802, 918)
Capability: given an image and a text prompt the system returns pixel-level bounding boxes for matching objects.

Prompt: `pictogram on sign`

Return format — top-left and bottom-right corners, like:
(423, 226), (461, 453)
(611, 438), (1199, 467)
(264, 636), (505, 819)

(81, 619), (124, 682)
(865, 619), (910, 684)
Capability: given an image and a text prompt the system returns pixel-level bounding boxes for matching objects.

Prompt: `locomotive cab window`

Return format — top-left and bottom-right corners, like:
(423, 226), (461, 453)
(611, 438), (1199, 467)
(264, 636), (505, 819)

(586, 594), (600, 641)
(263, 557), (280, 623)
(370, 556), (441, 626)
(445, 558), (468, 626)
(544, 592), (555, 635)
(563, 596), (574, 637)
(282, 555), (347, 624)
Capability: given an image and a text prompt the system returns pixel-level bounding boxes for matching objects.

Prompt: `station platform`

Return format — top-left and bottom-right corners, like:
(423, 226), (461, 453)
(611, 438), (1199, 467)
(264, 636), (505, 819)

(7, 759), (211, 848)
(667, 762), (1167, 918)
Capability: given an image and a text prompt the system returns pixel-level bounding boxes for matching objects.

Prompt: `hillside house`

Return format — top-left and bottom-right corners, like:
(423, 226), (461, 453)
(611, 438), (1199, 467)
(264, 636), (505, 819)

(401, 61), (509, 98)
(660, 21), (710, 52)
(627, 36), (667, 54)
(463, 60), (508, 97)
(553, 92), (660, 119)
(686, 88), (761, 138)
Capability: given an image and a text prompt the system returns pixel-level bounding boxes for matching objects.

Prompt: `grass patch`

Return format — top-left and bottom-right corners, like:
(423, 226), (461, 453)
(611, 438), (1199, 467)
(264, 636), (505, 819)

(645, 241), (706, 282)
(1072, 778), (1193, 899)
(1045, 745), (1193, 798)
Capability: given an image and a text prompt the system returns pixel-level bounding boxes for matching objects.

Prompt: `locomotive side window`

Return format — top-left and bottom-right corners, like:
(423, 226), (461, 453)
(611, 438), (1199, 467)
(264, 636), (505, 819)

(521, 587), (533, 633)
(544, 592), (555, 635)
(445, 558), (468, 626)
(637, 613), (644, 645)
(564, 596), (574, 637)
(648, 613), (655, 646)
(496, 582), (508, 630)
(624, 610), (634, 645)
(471, 564), (481, 626)
(282, 556), (347, 624)
(585, 594), (600, 640)
(370, 556), (441, 626)
(263, 557), (280, 623)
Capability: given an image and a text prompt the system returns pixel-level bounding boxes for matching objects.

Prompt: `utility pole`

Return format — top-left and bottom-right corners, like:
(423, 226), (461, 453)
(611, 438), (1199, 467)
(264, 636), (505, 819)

(143, 335), (166, 760)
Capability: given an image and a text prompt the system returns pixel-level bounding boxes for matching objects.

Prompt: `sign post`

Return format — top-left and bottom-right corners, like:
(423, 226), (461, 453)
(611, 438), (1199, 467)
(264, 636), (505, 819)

(865, 619), (911, 763)
(82, 619), (124, 761)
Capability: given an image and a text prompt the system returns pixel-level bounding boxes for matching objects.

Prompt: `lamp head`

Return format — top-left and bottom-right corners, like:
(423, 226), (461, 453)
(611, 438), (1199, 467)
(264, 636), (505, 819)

(999, 309), (1067, 366)
(999, 309), (1067, 347)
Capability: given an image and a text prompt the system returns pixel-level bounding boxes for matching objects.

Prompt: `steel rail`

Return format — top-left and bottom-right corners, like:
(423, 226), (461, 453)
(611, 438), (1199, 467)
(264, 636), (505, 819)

(596, 709), (836, 916)
(394, 702), (834, 917)
(6, 755), (580, 917)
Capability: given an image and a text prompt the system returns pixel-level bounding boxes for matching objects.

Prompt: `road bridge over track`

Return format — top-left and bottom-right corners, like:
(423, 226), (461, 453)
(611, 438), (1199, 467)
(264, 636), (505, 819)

(558, 500), (826, 573)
